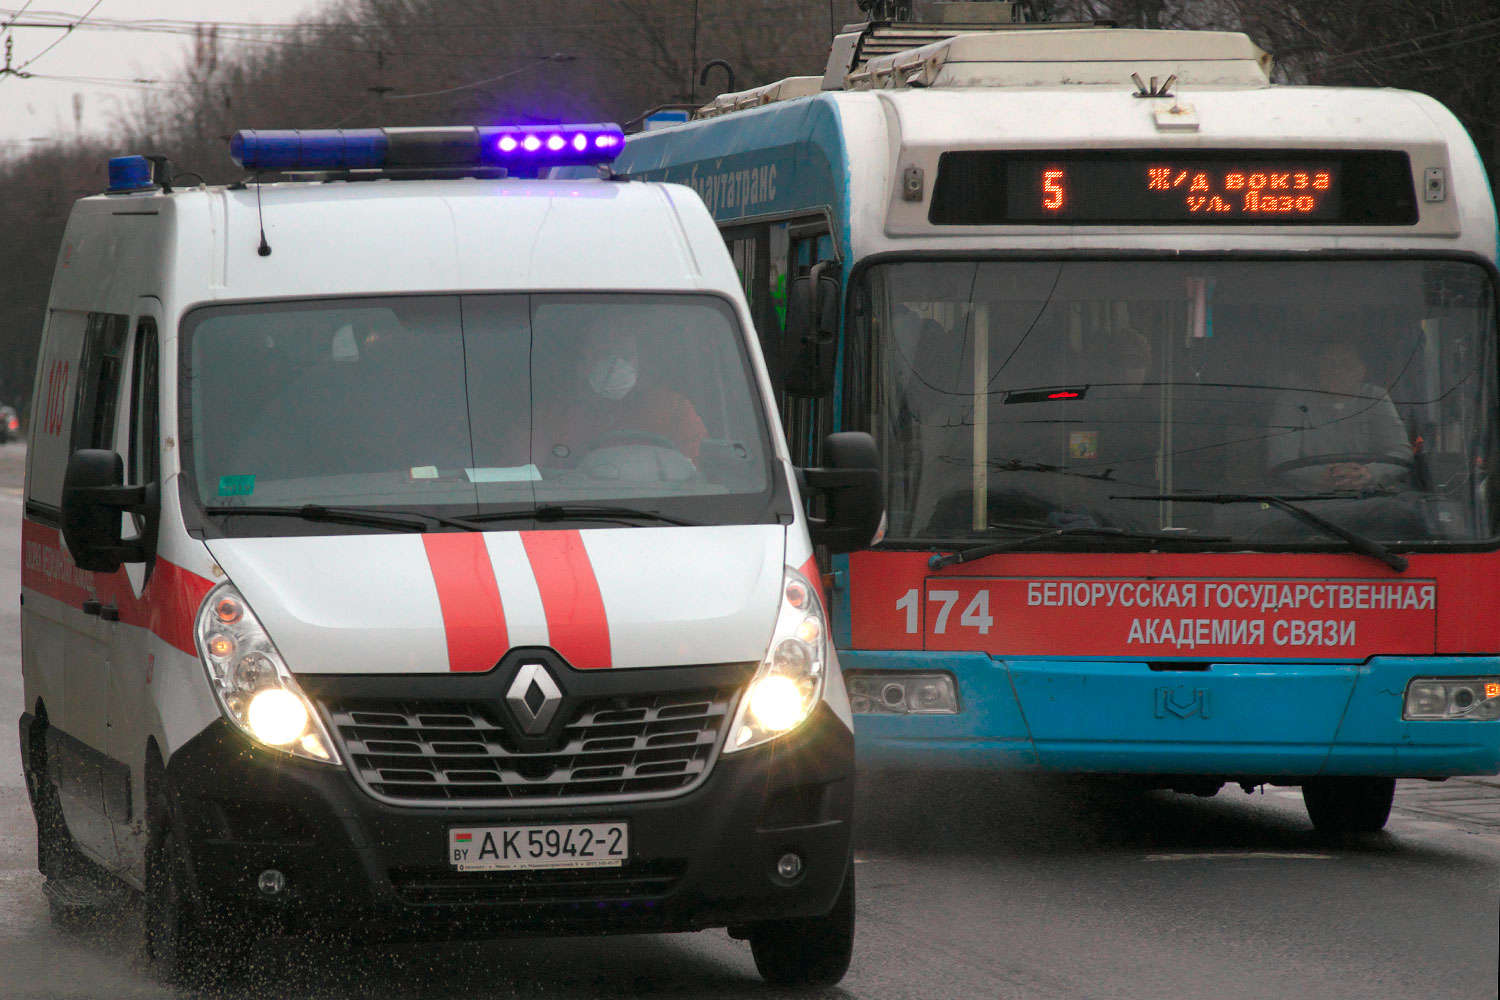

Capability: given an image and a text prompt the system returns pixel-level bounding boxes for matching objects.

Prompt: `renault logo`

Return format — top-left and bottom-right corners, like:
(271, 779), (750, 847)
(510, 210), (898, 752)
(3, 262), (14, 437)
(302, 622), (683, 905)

(506, 662), (563, 736)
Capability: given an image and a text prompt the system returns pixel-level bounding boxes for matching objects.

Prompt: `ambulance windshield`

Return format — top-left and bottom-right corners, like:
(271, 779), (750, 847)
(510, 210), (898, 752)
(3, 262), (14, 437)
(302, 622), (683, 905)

(183, 294), (779, 527)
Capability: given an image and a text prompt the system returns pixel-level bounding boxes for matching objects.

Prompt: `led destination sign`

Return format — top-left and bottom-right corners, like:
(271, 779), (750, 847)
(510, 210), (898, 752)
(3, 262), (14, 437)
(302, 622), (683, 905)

(1012, 159), (1340, 222)
(929, 150), (1418, 226)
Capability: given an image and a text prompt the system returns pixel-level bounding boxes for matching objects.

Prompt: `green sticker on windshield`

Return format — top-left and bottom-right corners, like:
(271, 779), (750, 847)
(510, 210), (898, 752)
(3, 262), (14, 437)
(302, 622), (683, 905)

(218, 474), (256, 497)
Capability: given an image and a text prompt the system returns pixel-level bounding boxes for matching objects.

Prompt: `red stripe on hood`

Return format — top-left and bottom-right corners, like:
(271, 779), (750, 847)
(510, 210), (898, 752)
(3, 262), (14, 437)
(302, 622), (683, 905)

(422, 533), (509, 673)
(522, 530), (612, 669)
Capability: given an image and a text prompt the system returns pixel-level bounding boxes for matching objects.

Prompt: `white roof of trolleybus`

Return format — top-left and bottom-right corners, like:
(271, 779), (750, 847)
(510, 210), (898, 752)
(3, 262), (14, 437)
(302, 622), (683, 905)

(829, 83), (1495, 260)
(47, 178), (741, 319)
(689, 27), (1494, 262)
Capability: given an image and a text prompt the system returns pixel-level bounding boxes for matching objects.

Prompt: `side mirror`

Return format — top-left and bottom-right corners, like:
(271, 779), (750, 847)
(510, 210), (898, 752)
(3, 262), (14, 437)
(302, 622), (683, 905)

(782, 260), (841, 398)
(799, 431), (884, 555)
(61, 450), (156, 573)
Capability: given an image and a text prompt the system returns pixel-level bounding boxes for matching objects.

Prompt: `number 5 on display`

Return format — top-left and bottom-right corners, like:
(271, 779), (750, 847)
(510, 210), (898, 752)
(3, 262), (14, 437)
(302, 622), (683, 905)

(1043, 169), (1066, 211)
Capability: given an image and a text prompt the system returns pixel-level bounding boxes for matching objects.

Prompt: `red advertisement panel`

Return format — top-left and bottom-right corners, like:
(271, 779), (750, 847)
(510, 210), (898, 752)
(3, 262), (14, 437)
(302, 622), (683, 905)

(845, 550), (1462, 659)
(917, 577), (1435, 659)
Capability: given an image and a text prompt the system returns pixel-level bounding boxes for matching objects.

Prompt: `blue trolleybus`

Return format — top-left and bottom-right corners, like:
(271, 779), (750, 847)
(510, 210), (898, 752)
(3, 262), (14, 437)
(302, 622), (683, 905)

(585, 21), (1500, 833)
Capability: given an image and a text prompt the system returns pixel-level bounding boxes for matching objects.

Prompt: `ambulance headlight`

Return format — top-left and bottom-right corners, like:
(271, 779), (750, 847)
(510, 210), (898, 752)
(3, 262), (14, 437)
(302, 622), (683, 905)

(195, 583), (340, 764)
(725, 567), (827, 753)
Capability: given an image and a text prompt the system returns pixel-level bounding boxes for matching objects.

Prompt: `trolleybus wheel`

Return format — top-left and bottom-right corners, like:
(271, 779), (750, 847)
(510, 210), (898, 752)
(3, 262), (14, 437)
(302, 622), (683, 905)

(748, 861), (856, 989)
(1302, 777), (1396, 835)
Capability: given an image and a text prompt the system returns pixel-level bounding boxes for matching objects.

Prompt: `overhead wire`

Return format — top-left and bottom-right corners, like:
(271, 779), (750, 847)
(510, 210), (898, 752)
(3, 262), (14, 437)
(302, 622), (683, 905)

(21, 70), (186, 86)
(0, 3), (821, 37)
(1312, 13), (1500, 65)
(8, 0), (104, 75)
(1313, 16), (1500, 74)
(326, 54), (571, 128)
(1318, 28), (1500, 82)
(0, 0), (40, 40)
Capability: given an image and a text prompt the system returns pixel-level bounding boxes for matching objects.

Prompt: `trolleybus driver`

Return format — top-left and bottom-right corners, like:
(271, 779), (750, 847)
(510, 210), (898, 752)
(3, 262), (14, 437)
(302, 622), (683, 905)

(1267, 338), (1412, 492)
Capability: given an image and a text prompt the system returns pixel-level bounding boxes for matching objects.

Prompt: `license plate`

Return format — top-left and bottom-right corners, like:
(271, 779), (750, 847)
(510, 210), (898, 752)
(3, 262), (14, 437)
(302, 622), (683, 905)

(448, 822), (629, 872)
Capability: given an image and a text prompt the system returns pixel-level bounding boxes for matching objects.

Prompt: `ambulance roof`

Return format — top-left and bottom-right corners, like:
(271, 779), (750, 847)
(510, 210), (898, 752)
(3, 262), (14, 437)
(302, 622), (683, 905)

(52, 177), (736, 315)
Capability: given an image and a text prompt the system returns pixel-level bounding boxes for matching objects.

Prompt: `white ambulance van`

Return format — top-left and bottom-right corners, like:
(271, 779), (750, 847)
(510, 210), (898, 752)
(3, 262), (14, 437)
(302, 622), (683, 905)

(18, 124), (881, 988)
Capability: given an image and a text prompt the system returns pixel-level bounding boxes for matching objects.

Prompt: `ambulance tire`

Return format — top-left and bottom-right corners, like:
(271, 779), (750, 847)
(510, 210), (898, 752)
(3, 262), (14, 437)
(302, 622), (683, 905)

(748, 861), (856, 989)
(1302, 777), (1396, 835)
(144, 790), (248, 986)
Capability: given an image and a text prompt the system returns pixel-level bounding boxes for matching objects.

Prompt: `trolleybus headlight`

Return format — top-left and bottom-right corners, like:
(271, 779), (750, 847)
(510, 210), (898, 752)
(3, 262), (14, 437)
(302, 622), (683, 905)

(725, 567), (829, 753)
(194, 583), (341, 764)
(1403, 677), (1500, 721)
(845, 672), (959, 715)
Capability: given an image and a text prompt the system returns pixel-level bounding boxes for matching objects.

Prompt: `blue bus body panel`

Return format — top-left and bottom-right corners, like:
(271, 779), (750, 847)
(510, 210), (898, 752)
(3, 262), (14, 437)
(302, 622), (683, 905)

(1327, 657), (1500, 775)
(846, 651), (1500, 776)
(590, 96), (849, 232)
(1010, 658), (1353, 775)
(842, 650), (1039, 771)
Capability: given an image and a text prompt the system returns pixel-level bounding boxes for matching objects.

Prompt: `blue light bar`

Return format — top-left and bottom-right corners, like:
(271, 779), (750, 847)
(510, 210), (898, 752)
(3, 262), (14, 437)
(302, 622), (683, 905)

(228, 123), (625, 172)
(107, 155), (155, 193)
(475, 124), (624, 167)
(230, 129), (387, 171)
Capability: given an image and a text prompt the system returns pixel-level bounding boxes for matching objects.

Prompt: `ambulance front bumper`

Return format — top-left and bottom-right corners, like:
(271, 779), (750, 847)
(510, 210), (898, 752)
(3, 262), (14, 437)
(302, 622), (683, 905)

(164, 703), (853, 939)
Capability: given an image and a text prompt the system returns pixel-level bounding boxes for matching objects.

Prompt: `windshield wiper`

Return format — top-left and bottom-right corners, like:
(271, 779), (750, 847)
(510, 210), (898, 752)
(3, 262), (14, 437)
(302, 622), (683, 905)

(461, 504), (698, 528)
(928, 520), (1230, 570)
(202, 504), (480, 533)
(990, 457), (1120, 483)
(1113, 492), (1408, 573)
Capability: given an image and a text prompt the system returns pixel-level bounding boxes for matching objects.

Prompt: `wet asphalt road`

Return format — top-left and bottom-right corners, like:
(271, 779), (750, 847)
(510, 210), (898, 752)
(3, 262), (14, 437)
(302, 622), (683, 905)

(0, 443), (1496, 1000)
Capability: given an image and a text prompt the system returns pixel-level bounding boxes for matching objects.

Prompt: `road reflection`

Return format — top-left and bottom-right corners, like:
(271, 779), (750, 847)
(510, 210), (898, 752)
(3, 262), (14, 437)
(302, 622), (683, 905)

(853, 769), (1442, 859)
(11, 768), (1479, 999)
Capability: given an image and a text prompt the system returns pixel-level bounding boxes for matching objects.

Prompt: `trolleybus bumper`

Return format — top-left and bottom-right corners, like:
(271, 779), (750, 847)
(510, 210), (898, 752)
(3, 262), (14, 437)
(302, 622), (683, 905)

(845, 651), (1500, 777)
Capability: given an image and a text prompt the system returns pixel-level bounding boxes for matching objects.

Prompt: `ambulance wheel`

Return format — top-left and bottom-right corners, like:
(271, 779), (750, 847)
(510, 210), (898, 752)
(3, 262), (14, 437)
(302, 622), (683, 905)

(1302, 777), (1396, 835)
(145, 792), (247, 985)
(749, 862), (855, 989)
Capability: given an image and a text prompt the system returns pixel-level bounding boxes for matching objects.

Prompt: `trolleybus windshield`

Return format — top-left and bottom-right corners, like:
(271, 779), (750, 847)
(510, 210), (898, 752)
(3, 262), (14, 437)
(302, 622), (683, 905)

(856, 258), (1497, 548)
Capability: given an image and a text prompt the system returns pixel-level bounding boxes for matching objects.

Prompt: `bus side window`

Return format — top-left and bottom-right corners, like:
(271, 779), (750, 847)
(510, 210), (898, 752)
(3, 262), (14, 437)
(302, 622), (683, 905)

(781, 225), (838, 466)
(71, 312), (129, 455)
(724, 225), (782, 391)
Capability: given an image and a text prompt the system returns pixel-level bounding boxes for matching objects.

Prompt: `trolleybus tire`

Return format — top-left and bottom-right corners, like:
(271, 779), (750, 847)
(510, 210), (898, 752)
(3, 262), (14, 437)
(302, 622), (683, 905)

(748, 861), (856, 988)
(1301, 777), (1396, 835)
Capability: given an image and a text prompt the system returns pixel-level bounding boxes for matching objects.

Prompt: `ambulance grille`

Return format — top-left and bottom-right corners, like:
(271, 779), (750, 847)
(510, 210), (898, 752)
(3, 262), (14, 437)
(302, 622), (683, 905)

(322, 687), (738, 805)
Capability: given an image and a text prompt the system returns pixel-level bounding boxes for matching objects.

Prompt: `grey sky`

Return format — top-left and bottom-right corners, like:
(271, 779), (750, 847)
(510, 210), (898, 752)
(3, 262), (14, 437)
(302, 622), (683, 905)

(0, 0), (324, 154)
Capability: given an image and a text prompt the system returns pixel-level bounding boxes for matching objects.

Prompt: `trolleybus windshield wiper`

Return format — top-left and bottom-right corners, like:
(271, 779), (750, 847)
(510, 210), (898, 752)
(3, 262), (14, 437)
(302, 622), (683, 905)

(1114, 492), (1409, 573)
(202, 504), (479, 532)
(928, 521), (1230, 570)
(460, 504), (698, 527)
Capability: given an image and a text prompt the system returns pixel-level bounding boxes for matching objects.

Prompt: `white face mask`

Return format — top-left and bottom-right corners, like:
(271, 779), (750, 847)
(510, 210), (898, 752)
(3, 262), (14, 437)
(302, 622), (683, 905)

(588, 355), (637, 400)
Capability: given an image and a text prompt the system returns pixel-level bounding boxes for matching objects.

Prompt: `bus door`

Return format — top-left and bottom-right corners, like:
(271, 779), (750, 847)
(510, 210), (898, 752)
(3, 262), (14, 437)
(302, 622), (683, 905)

(722, 217), (839, 466)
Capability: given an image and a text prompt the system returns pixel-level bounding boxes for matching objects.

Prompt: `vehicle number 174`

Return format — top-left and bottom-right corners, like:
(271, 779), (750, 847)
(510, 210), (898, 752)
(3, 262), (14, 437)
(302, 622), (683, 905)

(896, 588), (993, 635)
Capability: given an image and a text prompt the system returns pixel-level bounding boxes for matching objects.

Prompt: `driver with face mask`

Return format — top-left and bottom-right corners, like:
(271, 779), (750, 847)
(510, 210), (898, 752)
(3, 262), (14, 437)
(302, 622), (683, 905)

(527, 328), (708, 468)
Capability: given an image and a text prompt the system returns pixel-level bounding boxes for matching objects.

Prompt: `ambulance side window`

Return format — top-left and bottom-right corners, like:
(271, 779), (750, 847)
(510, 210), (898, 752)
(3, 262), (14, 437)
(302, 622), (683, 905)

(127, 320), (159, 488)
(71, 312), (129, 454)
